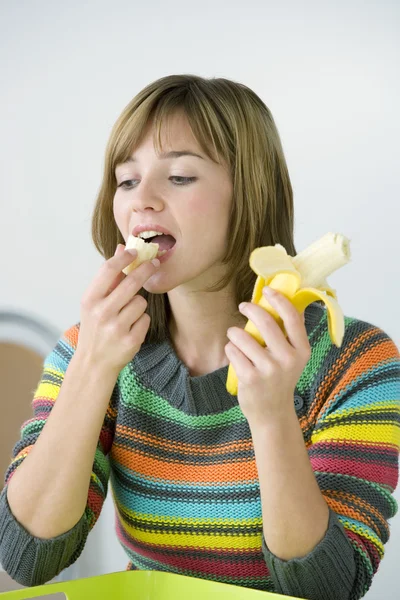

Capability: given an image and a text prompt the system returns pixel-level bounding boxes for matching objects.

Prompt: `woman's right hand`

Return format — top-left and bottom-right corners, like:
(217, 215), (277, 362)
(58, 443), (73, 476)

(76, 244), (160, 375)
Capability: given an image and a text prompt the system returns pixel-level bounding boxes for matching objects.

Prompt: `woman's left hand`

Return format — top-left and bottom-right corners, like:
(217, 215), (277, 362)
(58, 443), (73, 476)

(225, 287), (311, 427)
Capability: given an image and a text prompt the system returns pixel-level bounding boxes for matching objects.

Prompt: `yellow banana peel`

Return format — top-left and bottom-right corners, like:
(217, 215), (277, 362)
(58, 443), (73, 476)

(226, 232), (351, 395)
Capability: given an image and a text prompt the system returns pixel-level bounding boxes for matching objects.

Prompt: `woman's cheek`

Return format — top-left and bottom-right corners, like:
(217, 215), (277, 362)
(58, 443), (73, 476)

(187, 193), (217, 218)
(113, 198), (126, 239)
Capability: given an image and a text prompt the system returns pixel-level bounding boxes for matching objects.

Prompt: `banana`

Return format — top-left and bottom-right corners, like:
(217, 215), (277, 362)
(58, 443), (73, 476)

(226, 232), (351, 396)
(122, 235), (160, 275)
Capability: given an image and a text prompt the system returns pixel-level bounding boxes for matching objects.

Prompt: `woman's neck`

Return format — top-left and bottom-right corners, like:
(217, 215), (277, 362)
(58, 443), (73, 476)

(167, 286), (246, 377)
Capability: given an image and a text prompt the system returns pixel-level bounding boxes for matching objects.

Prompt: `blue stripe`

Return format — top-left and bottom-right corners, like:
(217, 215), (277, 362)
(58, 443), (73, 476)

(113, 479), (262, 520)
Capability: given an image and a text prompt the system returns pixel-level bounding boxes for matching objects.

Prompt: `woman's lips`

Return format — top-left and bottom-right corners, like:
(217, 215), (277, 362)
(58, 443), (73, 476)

(157, 241), (176, 263)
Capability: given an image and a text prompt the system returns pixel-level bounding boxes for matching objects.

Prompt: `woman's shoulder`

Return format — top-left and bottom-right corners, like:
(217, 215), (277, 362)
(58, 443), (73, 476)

(304, 301), (400, 402)
(310, 300), (398, 352)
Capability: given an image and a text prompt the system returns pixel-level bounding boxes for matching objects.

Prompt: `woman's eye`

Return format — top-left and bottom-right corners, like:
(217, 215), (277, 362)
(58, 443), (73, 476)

(117, 176), (196, 190)
(170, 176), (197, 185)
(117, 180), (135, 190)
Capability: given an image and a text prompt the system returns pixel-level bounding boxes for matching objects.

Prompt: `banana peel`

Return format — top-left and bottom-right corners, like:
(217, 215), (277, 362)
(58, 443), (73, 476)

(226, 232), (351, 395)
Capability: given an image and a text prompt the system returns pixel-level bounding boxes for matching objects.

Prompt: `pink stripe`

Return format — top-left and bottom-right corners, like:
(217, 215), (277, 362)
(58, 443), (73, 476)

(310, 456), (397, 488)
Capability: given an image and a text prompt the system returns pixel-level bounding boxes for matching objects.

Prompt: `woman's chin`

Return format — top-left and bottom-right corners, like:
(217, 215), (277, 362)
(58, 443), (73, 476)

(142, 274), (174, 295)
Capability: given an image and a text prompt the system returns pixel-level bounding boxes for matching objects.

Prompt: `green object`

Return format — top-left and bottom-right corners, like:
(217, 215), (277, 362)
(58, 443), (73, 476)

(0, 570), (302, 599)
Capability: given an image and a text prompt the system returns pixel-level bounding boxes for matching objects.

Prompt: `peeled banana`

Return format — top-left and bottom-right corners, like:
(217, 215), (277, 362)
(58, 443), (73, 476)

(122, 235), (160, 275)
(226, 232), (351, 396)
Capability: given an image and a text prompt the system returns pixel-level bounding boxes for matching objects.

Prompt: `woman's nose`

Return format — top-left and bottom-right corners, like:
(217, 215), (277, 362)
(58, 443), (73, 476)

(130, 179), (164, 211)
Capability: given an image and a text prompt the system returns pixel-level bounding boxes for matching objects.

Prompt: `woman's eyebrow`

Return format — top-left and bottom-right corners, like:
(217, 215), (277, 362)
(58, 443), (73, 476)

(116, 150), (205, 169)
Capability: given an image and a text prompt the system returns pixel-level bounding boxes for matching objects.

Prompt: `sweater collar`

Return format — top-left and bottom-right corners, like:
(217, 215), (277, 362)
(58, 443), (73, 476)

(131, 301), (325, 416)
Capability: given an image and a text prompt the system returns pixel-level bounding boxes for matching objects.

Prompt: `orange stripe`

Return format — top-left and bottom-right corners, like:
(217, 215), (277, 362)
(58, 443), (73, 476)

(63, 324), (79, 349)
(324, 495), (388, 539)
(107, 404), (117, 420)
(116, 425), (254, 455)
(111, 445), (258, 483)
(304, 332), (397, 427)
(324, 496), (366, 524)
(326, 490), (388, 535)
(13, 445), (34, 462)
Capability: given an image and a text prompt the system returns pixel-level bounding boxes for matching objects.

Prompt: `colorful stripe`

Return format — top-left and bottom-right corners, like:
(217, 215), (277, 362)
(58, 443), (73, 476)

(4, 308), (400, 596)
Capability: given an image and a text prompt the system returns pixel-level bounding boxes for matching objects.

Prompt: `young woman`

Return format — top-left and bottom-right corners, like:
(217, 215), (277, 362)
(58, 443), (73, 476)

(1, 74), (399, 600)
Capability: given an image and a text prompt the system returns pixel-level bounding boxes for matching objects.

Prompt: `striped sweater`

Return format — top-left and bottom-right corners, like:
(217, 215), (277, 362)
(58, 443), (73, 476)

(0, 302), (399, 600)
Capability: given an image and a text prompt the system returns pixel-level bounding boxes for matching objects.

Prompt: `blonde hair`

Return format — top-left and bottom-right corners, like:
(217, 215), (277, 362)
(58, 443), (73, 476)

(92, 74), (297, 343)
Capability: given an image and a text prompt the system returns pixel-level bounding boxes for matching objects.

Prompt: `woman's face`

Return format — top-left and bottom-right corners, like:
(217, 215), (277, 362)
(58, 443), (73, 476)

(113, 110), (234, 294)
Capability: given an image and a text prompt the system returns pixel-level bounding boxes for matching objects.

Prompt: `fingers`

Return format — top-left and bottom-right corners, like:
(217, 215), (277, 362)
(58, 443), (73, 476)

(86, 244), (139, 302)
(129, 309), (151, 335)
(106, 245), (130, 295)
(103, 255), (160, 314)
(237, 290), (309, 359)
(259, 288), (309, 354)
(224, 339), (254, 380)
(227, 324), (270, 370)
(118, 293), (148, 328)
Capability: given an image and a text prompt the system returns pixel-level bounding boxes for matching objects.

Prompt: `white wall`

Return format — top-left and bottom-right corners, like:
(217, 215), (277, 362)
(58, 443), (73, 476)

(1, 0), (399, 598)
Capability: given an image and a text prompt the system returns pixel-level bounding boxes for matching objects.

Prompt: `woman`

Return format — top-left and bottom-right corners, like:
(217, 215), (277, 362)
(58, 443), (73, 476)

(1, 74), (399, 600)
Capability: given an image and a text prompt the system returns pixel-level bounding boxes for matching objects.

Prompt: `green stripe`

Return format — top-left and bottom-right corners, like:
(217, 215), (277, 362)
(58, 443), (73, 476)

(297, 314), (357, 394)
(85, 506), (96, 528)
(21, 420), (46, 437)
(118, 370), (246, 428)
(94, 446), (111, 479)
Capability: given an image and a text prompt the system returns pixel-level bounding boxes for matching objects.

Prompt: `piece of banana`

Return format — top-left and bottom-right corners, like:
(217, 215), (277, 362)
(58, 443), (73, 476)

(226, 232), (351, 396)
(122, 235), (160, 275)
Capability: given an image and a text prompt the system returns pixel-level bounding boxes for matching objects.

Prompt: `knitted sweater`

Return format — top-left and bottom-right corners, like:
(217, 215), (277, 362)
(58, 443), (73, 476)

(1, 302), (399, 600)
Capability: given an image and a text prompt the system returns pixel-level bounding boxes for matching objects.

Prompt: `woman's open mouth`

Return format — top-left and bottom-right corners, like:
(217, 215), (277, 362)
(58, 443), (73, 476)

(143, 234), (176, 262)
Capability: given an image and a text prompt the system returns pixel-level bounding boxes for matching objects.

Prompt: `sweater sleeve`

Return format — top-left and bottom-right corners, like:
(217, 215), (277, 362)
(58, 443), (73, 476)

(0, 323), (118, 587)
(261, 320), (400, 600)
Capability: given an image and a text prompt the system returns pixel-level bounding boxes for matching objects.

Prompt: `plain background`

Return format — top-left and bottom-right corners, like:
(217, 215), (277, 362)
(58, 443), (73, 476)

(0, 0), (399, 598)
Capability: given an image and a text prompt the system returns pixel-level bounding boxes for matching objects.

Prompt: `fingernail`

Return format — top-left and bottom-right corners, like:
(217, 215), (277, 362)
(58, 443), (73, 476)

(263, 286), (276, 297)
(151, 258), (160, 267)
(238, 302), (246, 311)
(127, 248), (137, 256)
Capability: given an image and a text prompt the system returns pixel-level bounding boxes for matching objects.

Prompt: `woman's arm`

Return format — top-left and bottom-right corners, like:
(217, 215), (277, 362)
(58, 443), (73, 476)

(251, 322), (400, 600)
(6, 348), (117, 539)
(0, 324), (118, 586)
(251, 407), (332, 559)
(251, 407), (356, 600)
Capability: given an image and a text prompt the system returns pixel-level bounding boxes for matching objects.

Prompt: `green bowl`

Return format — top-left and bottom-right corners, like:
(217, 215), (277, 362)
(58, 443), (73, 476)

(0, 570), (303, 600)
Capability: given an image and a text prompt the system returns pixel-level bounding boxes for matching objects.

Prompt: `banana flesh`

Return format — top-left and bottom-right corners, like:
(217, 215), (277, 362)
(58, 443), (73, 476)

(122, 235), (160, 275)
(226, 232), (351, 396)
